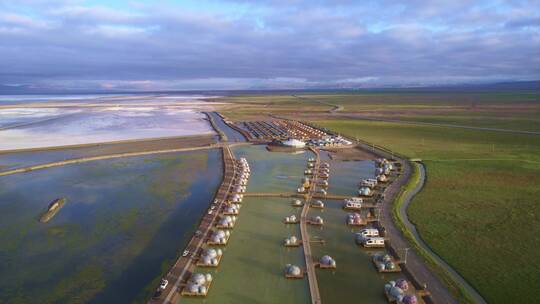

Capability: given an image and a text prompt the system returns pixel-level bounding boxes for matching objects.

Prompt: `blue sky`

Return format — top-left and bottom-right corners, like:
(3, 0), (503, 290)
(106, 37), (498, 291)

(0, 0), (539, 90)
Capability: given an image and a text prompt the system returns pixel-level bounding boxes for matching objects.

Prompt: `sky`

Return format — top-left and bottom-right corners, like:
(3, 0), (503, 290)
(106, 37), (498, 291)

(0, 0), (539, 91)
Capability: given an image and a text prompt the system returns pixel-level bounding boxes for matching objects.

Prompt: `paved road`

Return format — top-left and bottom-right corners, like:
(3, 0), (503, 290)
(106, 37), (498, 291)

(355, 141), (458, 304)
(400, 162), (487, 304)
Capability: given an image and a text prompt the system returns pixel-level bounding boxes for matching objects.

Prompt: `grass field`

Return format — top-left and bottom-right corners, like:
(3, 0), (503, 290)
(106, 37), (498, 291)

(217, 92), (540, 132)
(315, 119), (540, 304)
(216, 91), (540, 303)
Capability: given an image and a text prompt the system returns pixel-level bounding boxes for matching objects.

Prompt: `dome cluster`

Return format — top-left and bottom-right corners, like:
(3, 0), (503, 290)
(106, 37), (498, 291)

(319, 255), (336, 268)
(358, 186), (372, 196)
(292, 199), (304, 207)
(311, 200), (324, 208)
(284, 214), (298, 223)
(385, 279), (417, 304)
(374, 253), (397, 272)
(347, 213), (363, 225)
(310, 216), (324, 225)
(200, 248), (223, 266)
(210, 230), (230, 244)
(186, 273), (213, 295)
(284, 264), (302, 277)
(224, 203), (241, 215)
(218, 215), (237, 228)
(284, 235), (300, 246)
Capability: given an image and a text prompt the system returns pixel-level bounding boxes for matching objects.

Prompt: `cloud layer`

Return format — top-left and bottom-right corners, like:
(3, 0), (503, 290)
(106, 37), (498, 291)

(1, 0), (539, 90)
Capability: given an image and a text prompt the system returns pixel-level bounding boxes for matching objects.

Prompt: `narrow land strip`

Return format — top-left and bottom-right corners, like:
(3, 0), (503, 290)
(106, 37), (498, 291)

(0, 142), (250, 177)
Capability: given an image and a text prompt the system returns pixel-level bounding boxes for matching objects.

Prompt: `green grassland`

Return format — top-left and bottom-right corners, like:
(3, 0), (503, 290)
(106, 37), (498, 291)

(315, 119), (540, 304)
(216, 91), (540, 303)
(217, 92), (540, 132)
(298, 93), (540, 132)
(215, 95), (332, 120)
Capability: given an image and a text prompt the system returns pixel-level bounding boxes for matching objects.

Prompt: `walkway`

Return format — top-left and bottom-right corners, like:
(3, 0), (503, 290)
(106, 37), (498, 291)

(240, 192), (352, 201)
(301, 148), (322, 304)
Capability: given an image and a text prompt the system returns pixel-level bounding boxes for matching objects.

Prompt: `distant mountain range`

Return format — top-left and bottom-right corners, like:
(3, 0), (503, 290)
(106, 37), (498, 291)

(1, 80), (539, 95)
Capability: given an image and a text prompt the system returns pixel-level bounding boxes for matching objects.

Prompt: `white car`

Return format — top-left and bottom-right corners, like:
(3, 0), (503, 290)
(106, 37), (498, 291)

(182, 250), (190, 257)
(160, 279), (168, 289)
(208, 210), (213, 215)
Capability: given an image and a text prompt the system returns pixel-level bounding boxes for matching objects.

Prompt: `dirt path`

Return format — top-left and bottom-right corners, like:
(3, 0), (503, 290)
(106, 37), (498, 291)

(292, 95), (343, 113)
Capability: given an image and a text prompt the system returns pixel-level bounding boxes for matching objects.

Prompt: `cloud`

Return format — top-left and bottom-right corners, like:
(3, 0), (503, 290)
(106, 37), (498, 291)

(0, 0), (539, 90)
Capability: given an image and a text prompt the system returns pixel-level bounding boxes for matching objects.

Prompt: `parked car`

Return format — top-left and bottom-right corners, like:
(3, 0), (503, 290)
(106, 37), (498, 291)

(159, 279), (168, 289)
(182, 250), (190, 257)
(359, 228), (379, 237)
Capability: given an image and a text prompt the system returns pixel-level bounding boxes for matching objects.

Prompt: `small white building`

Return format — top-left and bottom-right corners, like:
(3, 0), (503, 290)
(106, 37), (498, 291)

(281, 138), (306, 148)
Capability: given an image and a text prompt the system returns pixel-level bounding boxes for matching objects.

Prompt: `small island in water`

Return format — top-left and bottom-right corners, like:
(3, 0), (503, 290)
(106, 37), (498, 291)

(39, 198), (66, 223)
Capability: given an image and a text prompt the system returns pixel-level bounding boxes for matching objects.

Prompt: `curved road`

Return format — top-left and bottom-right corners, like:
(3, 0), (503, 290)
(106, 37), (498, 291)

(400, 162), (487, 304)
(354, 141), (457, 303)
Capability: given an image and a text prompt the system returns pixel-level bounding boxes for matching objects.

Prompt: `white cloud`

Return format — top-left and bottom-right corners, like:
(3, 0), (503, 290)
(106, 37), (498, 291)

(0, 0), (538, 89)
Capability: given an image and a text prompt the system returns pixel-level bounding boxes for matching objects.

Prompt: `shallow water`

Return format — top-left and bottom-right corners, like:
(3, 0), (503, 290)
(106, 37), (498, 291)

(0, 149), (88, 172)
(310, 151), (399, 303)
(206, 112), (246, 142)
(0, 94), (219, 151)
(181, 197), (310, 304)
(180, 145), (395, 303)
(0, 149), (222, 303)
(181, 145), (312, 304)
(232, 144), (311, 193)
(0, 107), (213, 151)
(308, 199), (399, 303)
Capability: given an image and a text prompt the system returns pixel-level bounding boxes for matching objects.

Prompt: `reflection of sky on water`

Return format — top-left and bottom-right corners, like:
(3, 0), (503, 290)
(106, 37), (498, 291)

(0, 94), (221, 105)
(0, 107), (82, 127)
(0, 95), (218, 150)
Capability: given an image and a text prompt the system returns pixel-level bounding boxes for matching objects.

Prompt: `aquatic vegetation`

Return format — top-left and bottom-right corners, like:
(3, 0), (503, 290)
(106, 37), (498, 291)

(0, 150), (222, 303)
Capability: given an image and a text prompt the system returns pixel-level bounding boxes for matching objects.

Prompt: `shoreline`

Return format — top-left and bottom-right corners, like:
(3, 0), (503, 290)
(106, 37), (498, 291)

(0, 134), (216, 155)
